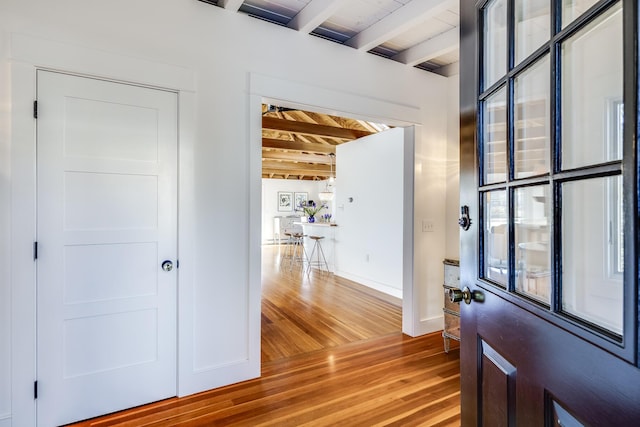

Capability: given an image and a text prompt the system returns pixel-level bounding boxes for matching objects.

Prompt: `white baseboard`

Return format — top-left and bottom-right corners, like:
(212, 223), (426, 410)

(0, 413), (12, 427)
(414, 315), (444, 337)
(334, 271), (403, 299)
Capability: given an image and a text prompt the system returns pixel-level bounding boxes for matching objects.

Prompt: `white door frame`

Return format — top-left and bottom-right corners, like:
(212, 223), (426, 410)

(248, 73), (423, 337)
(9, 33), (196, 426)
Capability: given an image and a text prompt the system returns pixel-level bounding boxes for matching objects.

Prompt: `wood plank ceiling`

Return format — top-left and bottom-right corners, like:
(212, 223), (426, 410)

(202, 0), (460, 77)
(262, 104), (389, 180)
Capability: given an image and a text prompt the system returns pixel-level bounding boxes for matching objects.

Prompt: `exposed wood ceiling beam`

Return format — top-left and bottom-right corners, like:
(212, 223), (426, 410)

(262, 160), (331, 177)
(392, 27), (458, 66)
(288, 0), (343, 33)
(262, 117), (372, 140)
(262, 173), (322, 180)
(433, 61), (460, 77)
(262, 150), (331, 164)
(218, 0), (243, 12)
(262, 160), (331, 174)
(344, 0), (456, 52)
(263, 138), (336, 154)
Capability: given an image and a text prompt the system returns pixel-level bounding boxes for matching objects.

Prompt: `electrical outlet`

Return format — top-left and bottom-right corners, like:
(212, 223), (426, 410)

(365, 254), (370, 262)
(422, 220), (435, 233)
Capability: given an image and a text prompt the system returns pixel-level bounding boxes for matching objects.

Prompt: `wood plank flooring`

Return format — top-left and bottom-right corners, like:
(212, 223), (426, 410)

(261, 244), (403, 362)
(67, 245), (460, 426)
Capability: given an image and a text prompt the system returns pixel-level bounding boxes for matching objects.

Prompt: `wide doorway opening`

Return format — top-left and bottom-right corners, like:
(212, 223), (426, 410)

(259, 103), (408, 363)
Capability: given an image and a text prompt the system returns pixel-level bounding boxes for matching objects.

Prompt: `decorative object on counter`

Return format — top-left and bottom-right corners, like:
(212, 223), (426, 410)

(278, 191), (293, 212)
(321, 213), (332, 223)
(300, 200), (326, 223)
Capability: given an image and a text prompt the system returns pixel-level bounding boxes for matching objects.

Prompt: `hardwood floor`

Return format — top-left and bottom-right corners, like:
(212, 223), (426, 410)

(67, 245), (461, 426)
(261, 244), (403, 362)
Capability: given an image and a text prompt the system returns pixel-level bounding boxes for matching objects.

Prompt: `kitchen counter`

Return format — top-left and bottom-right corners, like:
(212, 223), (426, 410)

(297, 222), (337, 272)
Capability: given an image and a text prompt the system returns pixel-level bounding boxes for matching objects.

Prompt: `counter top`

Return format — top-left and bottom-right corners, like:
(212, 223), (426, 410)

(295, 222), (338, 227)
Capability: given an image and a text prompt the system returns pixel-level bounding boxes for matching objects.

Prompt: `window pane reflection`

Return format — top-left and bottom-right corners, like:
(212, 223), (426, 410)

(484, 0), (507, 89)
(483, 87), (507, 184)
(515, 185), (551, 304)
(562, 177), (623, 335)
(515, 0), (550, 65)
(562, 0), (600, 28)
(484, 190), (508, 286)
(561, 3), (623, 170)
(514, 56), (550, 179)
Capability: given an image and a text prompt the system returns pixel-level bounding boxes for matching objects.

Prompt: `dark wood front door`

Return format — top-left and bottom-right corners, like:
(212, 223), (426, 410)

(459, 0), (640, 424)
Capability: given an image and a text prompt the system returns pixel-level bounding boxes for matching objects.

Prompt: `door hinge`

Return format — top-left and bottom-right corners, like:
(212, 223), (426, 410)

(33, 100), (38, 119)
(34, 381), (38, 399)
(34, 241), (38, 260)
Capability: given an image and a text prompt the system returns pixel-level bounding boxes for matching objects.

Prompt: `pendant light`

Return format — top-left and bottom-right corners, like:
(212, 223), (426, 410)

(318, 153), (335, 202)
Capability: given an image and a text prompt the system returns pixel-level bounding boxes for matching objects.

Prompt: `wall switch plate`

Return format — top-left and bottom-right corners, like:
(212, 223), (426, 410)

(422, 219), (434, 233)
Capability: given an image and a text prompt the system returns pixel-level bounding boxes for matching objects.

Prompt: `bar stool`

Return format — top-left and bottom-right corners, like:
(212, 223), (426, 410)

(306, 235), (329, 275)
(289, 232), (308, 270)
(279, 231), (294, 267)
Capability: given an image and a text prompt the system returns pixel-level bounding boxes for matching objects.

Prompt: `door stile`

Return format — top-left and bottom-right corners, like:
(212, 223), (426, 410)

(622, 0), (640, 366)
(460, 0), (481, 423)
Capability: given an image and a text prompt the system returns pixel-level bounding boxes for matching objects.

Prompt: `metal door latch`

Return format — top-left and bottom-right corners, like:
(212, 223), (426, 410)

(449, 286), (485, 305)
(458, 206), (471, 231)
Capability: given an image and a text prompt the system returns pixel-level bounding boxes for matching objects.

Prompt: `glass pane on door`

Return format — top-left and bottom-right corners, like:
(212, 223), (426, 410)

(514, 55), (550, 179)
(483, 87), (507, 184)
(561, 2), (623, 170)
(515, 0), (550, 65)
(562, 176), (623, 335)
(515, 185), (551, 303)
(562, 0), (600, 28)
(484, 0), (508, 89)
(484, 190), (508, 286)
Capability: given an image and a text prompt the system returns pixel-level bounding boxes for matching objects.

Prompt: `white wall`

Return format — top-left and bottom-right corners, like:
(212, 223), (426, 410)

(335, 128), (405, 298)
(0, 0), (453, 424)
(0, 33), (11, 426)
(446, 75), (460, 261)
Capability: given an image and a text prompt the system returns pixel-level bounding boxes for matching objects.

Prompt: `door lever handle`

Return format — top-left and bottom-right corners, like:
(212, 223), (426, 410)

(449, 286), (484, 305)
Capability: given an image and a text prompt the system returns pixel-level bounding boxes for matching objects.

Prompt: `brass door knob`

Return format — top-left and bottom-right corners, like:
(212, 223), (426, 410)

(448, 286), (485, 305)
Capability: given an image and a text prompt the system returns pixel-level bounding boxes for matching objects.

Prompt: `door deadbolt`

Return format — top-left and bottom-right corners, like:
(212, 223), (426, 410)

(458, 206), (472, 231)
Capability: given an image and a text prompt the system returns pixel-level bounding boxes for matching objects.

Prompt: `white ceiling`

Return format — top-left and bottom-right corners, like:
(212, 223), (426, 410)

(204, 0), (460, 76)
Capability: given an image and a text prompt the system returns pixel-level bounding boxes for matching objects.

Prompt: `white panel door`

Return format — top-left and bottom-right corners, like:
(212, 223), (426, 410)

(36, 70), (178, 426)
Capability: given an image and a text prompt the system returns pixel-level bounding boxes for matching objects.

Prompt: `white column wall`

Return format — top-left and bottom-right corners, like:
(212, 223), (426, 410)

(335, 128), (405, 298)
(0, 0), (454, 424)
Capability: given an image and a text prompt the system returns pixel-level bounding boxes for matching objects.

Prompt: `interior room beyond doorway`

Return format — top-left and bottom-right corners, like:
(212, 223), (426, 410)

(260, 104), (408, 360)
